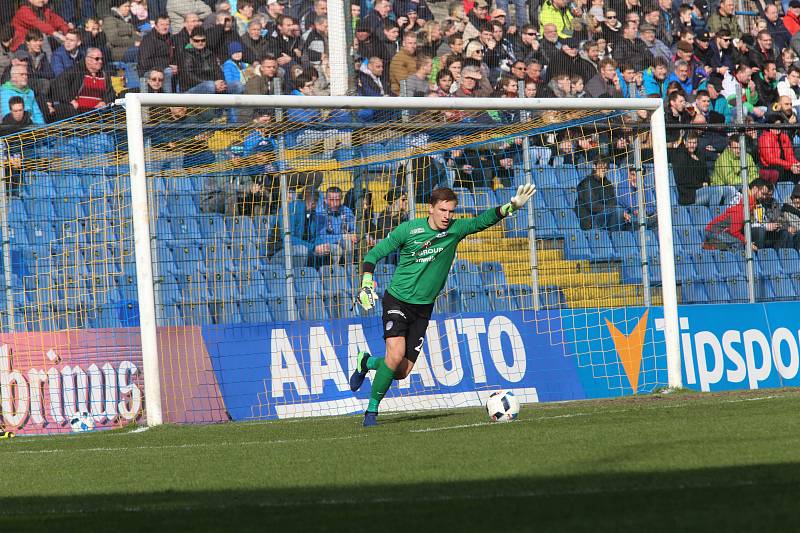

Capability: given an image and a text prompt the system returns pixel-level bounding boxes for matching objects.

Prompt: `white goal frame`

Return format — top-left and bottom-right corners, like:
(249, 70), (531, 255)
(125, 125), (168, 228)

(123, 93), (681, 426)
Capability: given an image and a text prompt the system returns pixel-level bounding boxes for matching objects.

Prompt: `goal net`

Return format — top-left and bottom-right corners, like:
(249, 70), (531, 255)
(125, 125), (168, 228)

(0, 95), (679, 434)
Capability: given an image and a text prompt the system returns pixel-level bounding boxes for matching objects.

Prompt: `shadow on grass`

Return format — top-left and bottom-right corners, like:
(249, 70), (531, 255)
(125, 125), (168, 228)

(3, 463), (800, 532)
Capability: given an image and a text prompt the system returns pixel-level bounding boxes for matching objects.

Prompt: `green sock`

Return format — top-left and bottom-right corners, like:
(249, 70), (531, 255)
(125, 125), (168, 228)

(367, 359), (395, 413)
(366, 356), (381, 371)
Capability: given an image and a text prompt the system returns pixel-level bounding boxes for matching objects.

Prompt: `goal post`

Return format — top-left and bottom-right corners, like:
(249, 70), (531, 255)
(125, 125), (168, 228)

(123, 93), (682, 426)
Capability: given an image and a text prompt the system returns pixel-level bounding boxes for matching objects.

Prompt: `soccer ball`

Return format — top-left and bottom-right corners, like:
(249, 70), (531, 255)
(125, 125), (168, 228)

(485, 391), (520, 422)
(69, 412), (96, 433)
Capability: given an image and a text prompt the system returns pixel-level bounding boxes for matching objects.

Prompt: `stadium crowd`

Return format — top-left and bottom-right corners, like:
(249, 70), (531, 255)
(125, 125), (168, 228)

(4, 0), (800, 258)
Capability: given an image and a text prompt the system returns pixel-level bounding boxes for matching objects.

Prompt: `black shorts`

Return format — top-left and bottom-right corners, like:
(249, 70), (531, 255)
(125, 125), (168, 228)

(382, 291), (434, 363)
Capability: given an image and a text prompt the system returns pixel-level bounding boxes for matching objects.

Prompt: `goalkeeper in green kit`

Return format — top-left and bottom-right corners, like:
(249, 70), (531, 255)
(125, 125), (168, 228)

(350, 184), (536, 427)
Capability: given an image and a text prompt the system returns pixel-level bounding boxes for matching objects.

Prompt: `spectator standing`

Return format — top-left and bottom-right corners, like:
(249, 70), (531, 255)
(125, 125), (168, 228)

(539, 0), (573, 39)
(765, 4), (792, 54)
(167, 0), (212, 33)
(11, 0), (69, 52)
(51, 28), (83, 77)
(103, 0), (141, 63)
(288, 186), (320, 258)
(404, 54), (432, 96)
(664, 90), (691, 147)
(363, 0), (391, 36)
(138, 15), (177, 91)
(299, 0), (326, 33)
(706, 0), (742, 40)
(672, 132), (736, 206)
(0, 64), (44, 124)
(389, 30), (416, 95)
(576, 159), (630, 231)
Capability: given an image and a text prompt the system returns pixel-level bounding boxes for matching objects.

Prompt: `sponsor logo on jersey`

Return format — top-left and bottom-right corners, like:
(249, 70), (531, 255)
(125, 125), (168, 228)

(410, 227), (424, 235)
(435, 231), (448, 238)
(388, 309), (407, 319)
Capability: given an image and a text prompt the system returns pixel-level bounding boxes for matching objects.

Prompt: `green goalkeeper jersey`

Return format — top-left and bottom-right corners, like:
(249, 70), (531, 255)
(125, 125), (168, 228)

(363, 207), (505, 305)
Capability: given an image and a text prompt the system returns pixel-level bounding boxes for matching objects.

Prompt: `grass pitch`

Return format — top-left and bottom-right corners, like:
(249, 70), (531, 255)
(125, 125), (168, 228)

(3, 389), (800, 532)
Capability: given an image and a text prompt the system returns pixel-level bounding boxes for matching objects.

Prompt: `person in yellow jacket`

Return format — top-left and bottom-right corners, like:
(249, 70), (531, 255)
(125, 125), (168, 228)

(539, 0), (574, 39)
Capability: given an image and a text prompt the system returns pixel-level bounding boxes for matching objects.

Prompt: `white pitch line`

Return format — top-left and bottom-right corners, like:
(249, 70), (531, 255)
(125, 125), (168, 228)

(5, 434), (366, 455)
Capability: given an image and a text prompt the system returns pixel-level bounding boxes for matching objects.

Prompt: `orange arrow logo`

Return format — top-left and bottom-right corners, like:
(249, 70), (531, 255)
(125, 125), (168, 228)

(605, 309), (649, 393)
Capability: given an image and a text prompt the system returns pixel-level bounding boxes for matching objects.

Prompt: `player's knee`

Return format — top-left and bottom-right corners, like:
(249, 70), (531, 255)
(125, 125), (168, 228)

(393, 366), (412, 380)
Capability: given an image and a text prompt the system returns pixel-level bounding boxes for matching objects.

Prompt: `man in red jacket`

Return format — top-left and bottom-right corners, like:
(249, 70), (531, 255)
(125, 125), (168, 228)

(785, 0), (800, 35)
(704, 178), (769, 251)
(758, 113), (800, 183)
(11, 0), (69, 52)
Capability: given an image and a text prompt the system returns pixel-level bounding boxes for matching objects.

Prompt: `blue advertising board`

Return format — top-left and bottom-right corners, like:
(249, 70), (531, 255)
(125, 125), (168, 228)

(201, 302), (800, 420)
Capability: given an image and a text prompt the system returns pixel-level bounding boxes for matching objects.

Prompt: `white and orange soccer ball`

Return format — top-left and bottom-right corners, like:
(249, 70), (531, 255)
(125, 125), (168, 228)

(485, 391), (520, 423)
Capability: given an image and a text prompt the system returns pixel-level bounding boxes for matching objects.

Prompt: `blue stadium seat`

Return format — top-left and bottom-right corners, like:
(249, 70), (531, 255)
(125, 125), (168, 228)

(154, 303), (183, 326)
(167, 195), (200, 218)
(210, 301), (243, 324)
(28, 199), (56, 220)
(171, 216), (203, 244)
(460, 287), (493, 312)
(671, 205), (693, 230)
(553, 208), (580, 231)
(693, 251), (722, 281)
(644, 229), (660, 258)
(198, 214), (228, 242)
(207, 272), (242, 303)
(769, 275), (797, 301)
(541, 189), (568, 209)
(718, 251), (746, 279)
(21, 171), (56, 199)
(704, 279), (731, 304)
(294, 266), (322, 296)
(374, 262), (396, 291)
(318, 265), (352, 296)
(509, 284), (535, 310)
(54, 173), (86, 197)
(687, 205), (711, 227)
(228, 240), (263, 271)
(226, 216), (256, 240)
(452, 259), (483, 288)
(480, 261), (506, 287)
(539, 285), (566, 309)
(674, 226), (705, 251)
(681, 280), (709, 304)
(726, 276), (750, 303)
(503, 206), (530, 238)
(263, 266), (289, 296)
(533, 209), (560, 239)
(776, 182), (794, 203)
(181, 302), (211, 324)
(611, 231), (639, 259)
(239, 299), (273, 323)
(25, 222), (57, 247)
(553, 165), (580, 190)
(586, 229), (620, 261)
(434, 289), (459, 314)
(296, 296), (329, 320)
(171, 244), (206, 275)
(755, 277), (776, 302)
(563, 230), (593, 260)
(756, 249), (783, 277)
(779, 248), (800, 275)
(472, 187), (496, 209)
(494, 187), (515, 206)
(674, 254), (698, 283)
(268, 247), (309, 269)
(453, 187), (476, 215)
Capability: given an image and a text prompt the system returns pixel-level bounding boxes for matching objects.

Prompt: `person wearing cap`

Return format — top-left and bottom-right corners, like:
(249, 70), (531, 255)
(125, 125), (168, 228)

(539, 0), (574, 39)
(785, 0), (800, 35)
(547, 35), (595, 84)
(765, 3), (792, 54)
(693, 30), (714, 68)
(612, 20), (653, 71)
(639, 22), (670, 61)
(706, 0), (742, 40)
(454, 64), (491, 97)
(759, 112), (800, 183)
(222, 40), (248, 93)
(707, 29), (735, 76)
(260, 0), (286, 34)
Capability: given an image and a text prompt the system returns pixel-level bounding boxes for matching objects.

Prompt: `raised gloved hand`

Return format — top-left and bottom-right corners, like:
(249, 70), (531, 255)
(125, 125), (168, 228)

(356, 272), (379, 311)
(501, 183), (537, 216)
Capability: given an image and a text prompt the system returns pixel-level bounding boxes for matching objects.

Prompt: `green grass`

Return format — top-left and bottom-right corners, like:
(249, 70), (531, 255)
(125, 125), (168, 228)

(3, 389), (800, 532)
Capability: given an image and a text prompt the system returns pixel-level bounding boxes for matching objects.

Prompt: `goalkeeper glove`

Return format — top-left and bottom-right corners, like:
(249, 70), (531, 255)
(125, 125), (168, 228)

(356, 272), (379, 311)
(500, 183), (537, 216)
